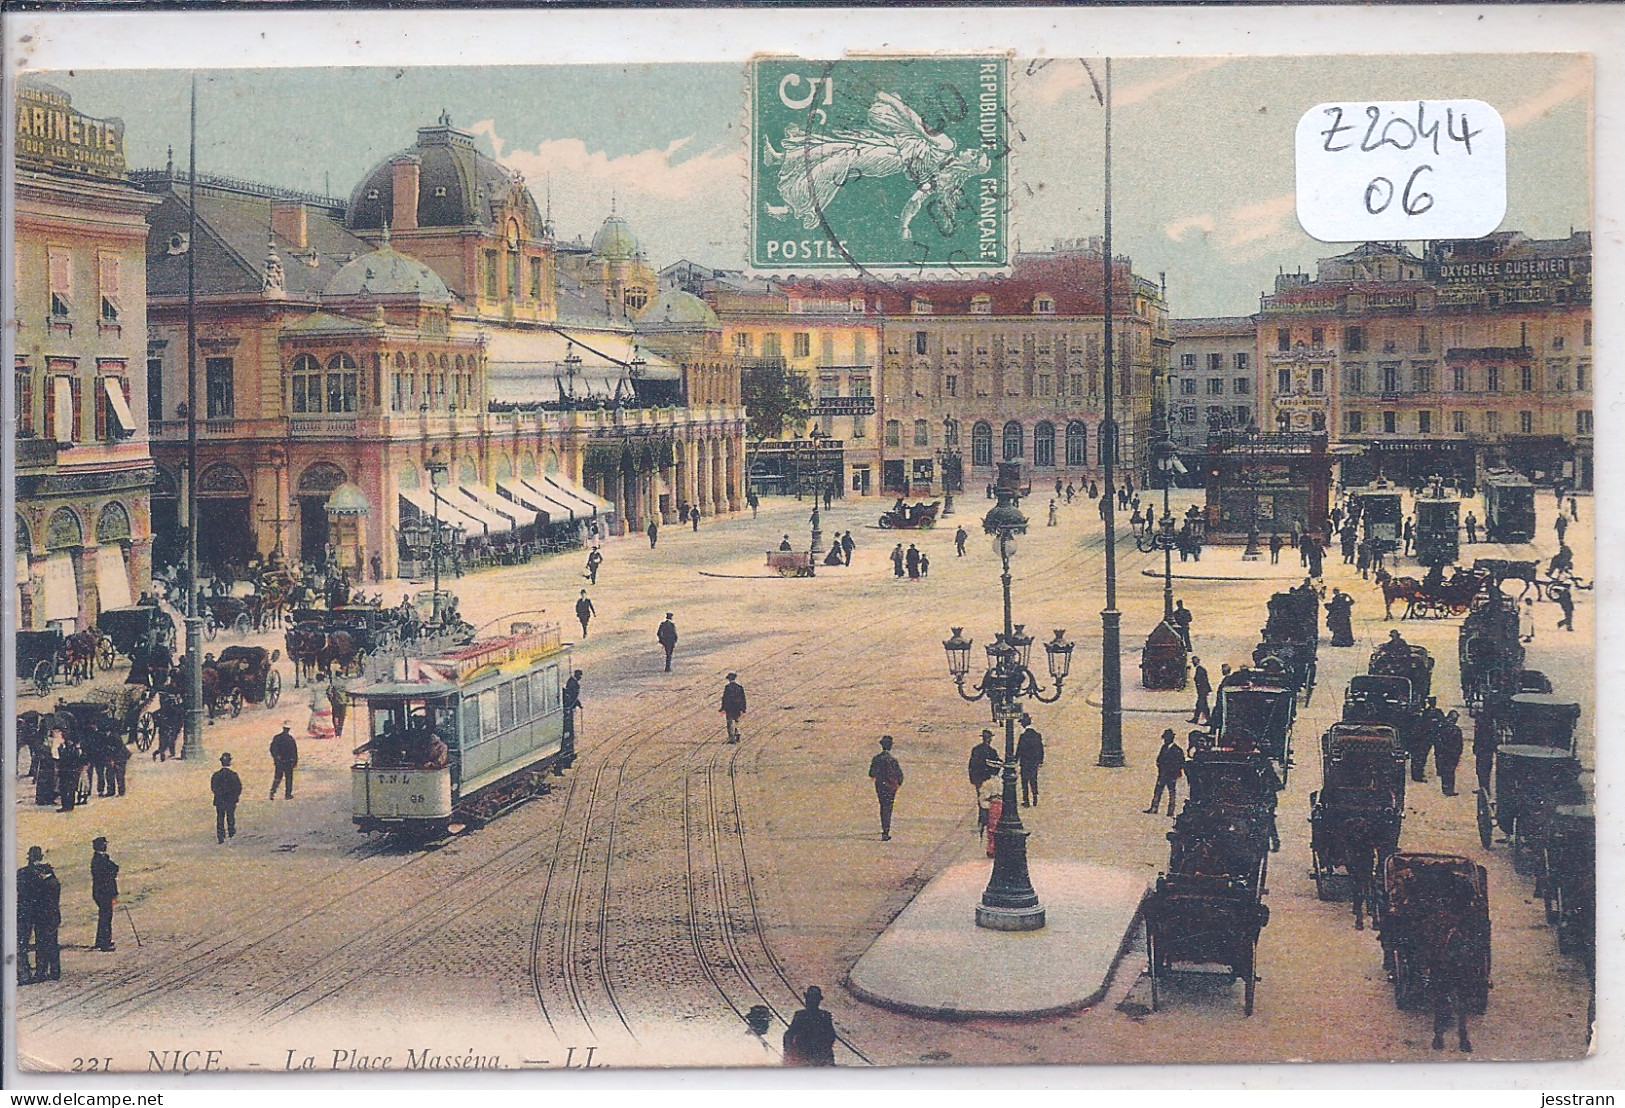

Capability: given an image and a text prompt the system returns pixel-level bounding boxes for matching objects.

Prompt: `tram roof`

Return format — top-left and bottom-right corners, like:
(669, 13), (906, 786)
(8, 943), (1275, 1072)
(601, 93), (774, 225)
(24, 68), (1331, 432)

(351, 680), (459, 700)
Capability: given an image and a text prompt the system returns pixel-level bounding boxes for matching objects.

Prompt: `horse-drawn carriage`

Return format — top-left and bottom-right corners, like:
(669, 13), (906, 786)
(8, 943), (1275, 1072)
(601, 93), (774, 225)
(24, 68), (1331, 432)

(1458, 591), (1524, 711)
(1380, 566), (1490, 620)
(97, 603), (176, 670)
(1208, 682), (1296, 789)
(200, 594), (260, 639)
(877, 500), (941, 529)
(16, 628), (79, 697)
(1539, 804), (1594, 968)
(1145, 794), (1274, 1015)
(1369, 640), (1433, 705)
(1309, 723), (1406, 901)
(203, 646), (283, 718)
(1377, 853), (1491, 1014)
(1476, 693), (1584, 869)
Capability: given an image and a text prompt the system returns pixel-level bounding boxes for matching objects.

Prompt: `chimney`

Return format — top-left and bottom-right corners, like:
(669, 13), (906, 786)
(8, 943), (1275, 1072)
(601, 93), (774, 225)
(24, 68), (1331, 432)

(391, 154), (421, 232)
(270, 200), (307, 250)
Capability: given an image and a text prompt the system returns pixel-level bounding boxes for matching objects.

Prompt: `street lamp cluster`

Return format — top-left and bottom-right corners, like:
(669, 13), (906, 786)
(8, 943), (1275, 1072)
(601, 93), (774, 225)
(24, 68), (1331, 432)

(941, 462), (1074, 932)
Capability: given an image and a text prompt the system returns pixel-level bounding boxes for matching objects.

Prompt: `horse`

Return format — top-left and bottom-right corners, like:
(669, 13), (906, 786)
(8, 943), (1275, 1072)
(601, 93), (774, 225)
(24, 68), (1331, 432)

(285, 625), (360, 686)
(1473, 558), (1539, 599)
(1374, 568), (1425, 620)
(63, 630), (100, 683)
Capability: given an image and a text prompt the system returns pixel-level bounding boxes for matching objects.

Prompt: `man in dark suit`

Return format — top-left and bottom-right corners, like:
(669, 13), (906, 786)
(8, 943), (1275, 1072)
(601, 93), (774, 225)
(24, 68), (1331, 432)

(1016, 715), (1045, 807)
(90, 837), (119, 952)
(22, 846), (61, 982)
(782, 986), (837, 1066)
(269, 723), (299, 800)
(1189, 657), (1212, 724)
(212, 753), (243, 843)
(656, 614), (679, 672)
(867, 736), (904, 840)
(720, 674), (747, 743)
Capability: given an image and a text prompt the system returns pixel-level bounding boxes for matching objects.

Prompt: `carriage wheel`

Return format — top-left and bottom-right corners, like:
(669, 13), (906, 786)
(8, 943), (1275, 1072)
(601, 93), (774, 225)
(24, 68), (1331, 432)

(233, 613), (252, 636)
(204, 617), (218, 642)
(1312, 857), (1330, 901)
(1243, 942), (1257, 1016)
(97, 636), (117, 671)
(265, 669), (282, 709)
(1475, 790), (1494, 850)
(775, 565), (797, 578)
(229, 688), (244, 718)
(31, 660), (53, 698)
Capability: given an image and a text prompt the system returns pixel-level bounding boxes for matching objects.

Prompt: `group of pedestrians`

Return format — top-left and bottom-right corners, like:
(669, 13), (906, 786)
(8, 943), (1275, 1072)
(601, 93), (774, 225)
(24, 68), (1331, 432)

(888, 543), (931, 580)
(16, 837), (121, 985)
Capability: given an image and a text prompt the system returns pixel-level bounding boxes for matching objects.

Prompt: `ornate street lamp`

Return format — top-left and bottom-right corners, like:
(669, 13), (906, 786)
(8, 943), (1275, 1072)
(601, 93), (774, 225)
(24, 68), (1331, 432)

(941, 461), (1073, 931)
(425, 445), (449, 626)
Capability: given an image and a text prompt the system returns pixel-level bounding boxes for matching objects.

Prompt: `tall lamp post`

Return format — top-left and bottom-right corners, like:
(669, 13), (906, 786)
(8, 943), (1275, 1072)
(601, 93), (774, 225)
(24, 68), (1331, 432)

(942, 462), (1074, 931)
(425, 445), (448, 626)
(1151, 433), (1187, 622)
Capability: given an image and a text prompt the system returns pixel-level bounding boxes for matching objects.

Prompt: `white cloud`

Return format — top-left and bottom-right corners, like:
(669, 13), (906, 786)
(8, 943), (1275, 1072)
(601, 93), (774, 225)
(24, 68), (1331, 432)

(469, 119), (744, 202)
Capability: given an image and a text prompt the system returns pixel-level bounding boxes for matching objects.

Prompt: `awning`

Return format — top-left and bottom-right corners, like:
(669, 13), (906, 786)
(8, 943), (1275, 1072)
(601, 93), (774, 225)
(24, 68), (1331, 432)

(95, 545), (132, 610)
(497, 481), (554, 525)
(543, 473), (614, 516)
(460, 485), (534, 531)
(517, 478), (582, 521)
(398, 488), (474, 534)
(102, 377), (135, 434)
(42, 551), (78, 623)
(440, 486), (517, 534)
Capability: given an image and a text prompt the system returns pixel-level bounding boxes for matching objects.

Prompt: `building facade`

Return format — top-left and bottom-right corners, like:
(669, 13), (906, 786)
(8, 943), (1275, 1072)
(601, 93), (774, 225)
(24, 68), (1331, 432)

(138, 116), (745, 580)
(1258, 235), (1593, 489)
(1167, 316), (1258, 480)
(14, 80), (159, 631)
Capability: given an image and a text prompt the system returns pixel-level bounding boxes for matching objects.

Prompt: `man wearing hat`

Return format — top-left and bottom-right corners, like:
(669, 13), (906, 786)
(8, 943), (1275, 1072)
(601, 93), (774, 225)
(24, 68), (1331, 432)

(656, 613), (679, 672)
(90, 837), (119, 952)
(867, 736), (905, 840)
(212, 753), (243, 843)
(1145, 729), (1187, 816)
(270, 722), (299, 800)
(720, 673), (747, 743)
(18, 846), (60, 982)
(781, 985), (837, 1066)
(967, 730), (1001, 830)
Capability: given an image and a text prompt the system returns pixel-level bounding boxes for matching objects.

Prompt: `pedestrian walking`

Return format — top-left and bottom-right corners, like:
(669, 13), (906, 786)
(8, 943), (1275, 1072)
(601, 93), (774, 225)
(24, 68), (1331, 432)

(585, 546), (603, 584)
(90, 836), (119, 952)
(1341, 526), (1357, 564)
(955, 526), (968, 557)
(20, 847), (60, 983)
(720, 673), (747, 743)
(1519, 597), (1536, 643)
(155, 694), (182, 761)
(868, 736), (904, 840)
(326, 676), (348, 739)
(1555, 512), (1568, 542)
(1554, 583), (1575, 631)
(107, 734), (129, 797)
(1268, 532), (1282, 564)
(748, 492), (760, 519)
(646, 519), (659, 549)
(968, 730), (1001, 829)
(1016, 715), (1044, 806)
(212, 753), (242, 843)
(55, 736), (82, 813)
(1306, 538), (1324, 578)
(575, 589), (597, 638)
(1463, 511), (1479, 544)
(691, 508), (700, 532)
(1145, 729), (1186, 815)
(890, 543), (905, 578)
(1326, 588), (1355, 646)
(1412, 698), (1445, 783)
(1048, 499), (1058, 527)
(841, 530), (855, 565)
(782, 986), (837, 1066)
(1569, 496), (1578, 522)
(1088, 480), (1098, 500)
(1189, 657), (1212, 724)
(1435, 710), (1465, 796)
(824, 485), (834, 511)
(1055, 478), (1064, 498)
(269, 722), (298, 799)
(905, 543), (920, 580)
(1065, 482), (1076, 504)
(656, 612), (679, 671)
(1403, 517), (1415, 556)
(919, 551), (930, 577)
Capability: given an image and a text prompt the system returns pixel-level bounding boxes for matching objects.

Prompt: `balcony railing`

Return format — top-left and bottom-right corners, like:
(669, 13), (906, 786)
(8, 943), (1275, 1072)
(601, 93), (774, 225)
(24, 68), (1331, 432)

(290, 417), (358, 436)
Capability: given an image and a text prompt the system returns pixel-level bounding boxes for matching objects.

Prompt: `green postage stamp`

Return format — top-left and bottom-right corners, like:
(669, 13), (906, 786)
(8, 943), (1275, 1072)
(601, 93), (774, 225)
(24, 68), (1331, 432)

(750, 55), (1010, 273)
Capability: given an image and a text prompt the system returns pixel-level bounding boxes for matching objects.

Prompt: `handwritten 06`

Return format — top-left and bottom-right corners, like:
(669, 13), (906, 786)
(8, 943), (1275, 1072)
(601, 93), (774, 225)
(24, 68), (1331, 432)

(1296, 99), (1506, 242)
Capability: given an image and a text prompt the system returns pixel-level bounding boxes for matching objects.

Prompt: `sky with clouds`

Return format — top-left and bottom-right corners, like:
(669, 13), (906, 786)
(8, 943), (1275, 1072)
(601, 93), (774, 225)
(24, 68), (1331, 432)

(47, 54), (1590, 317)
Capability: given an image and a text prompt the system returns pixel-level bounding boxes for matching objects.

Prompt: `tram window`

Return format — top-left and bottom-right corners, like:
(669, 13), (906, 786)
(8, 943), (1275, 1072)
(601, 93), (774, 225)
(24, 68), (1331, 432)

(499, 682), (516, 732)
(480, 690), (499, 738)
(462, 699), (481, 745)
(515, 678), (532, 723)
(533, 668), (557, 714)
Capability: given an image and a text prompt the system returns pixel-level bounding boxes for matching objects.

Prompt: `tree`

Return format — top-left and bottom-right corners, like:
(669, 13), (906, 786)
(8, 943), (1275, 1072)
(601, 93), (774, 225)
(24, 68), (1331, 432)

(741, 362), (814, 442)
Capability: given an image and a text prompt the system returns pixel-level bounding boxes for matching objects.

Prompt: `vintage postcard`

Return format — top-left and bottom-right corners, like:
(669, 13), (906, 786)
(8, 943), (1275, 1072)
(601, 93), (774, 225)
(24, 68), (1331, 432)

(6, 29), (1600, 1079)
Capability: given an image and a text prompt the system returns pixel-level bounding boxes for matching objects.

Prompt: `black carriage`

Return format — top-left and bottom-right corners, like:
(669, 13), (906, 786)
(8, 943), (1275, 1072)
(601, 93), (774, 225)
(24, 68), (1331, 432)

(1185, 754), (1281, 851)
(1413, 490), (1461, 568)
(1210, 683), (1295, 789)
(1458, 592), (1524, 710)
(206, 646), (284, 718)
(1251, 641), (1316, 706)
(291, 606), (399, 657)
(1482, 470), (1536, 544)
(1377, 853), (1490, 1014)
(201, 594), (257, 639)
(97, 604), (177, 668)
(1369, 641), (1433, 706)
(1309, 724), (1406, 900)
(1476, 692), (1584, 866)
(1538, 804), (1593, 968)
(16, 628), (72, 698)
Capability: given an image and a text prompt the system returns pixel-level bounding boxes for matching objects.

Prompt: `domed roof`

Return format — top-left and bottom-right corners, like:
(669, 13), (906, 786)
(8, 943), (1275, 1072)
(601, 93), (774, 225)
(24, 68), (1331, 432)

(636, 286), (718, 329)
(324, 237), (452, 301)
(347, 116), (542, 232)
(325, 482), (372, 517)
(591, 213), (642, 261)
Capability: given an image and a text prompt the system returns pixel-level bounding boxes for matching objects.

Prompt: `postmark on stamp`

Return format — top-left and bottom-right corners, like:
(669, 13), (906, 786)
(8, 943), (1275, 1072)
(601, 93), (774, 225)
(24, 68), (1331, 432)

(750, 54), (1010, 274)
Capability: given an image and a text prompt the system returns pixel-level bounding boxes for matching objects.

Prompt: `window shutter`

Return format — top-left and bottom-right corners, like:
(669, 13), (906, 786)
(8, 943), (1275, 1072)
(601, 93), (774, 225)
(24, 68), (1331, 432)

(48, 249), (72, 298)
(100, 254), (120, 299)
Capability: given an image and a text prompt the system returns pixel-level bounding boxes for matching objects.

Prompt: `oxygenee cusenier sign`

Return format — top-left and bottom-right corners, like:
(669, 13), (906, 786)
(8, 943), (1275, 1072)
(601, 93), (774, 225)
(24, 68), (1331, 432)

(15, 82), (127, 181)
(1430, 257), (1575, 282)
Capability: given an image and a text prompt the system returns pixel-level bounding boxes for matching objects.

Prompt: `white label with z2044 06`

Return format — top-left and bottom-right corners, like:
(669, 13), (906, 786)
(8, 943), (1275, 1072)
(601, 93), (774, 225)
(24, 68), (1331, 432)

(1296, 99), (1506, 242)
